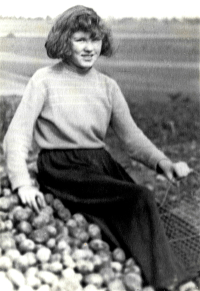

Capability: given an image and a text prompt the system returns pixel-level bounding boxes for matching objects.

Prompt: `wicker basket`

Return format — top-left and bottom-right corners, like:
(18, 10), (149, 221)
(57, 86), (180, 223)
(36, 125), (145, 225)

(157, 182), (200, 277)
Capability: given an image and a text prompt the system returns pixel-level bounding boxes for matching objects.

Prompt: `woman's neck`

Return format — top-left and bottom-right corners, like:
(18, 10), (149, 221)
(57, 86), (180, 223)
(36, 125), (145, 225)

(63, 60), (93, 75)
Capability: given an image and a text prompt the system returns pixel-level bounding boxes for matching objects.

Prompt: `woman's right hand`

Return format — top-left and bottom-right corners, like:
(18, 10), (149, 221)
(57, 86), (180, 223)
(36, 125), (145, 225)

(18, 185), (46, 213)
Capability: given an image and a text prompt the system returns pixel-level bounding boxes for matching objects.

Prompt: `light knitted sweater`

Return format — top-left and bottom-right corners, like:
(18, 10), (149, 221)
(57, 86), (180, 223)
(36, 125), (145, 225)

(3, 61), (168, 190)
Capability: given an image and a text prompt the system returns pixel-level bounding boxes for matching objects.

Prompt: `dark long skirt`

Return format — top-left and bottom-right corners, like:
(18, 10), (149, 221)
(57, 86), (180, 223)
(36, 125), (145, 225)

(37, 148), (188, 289)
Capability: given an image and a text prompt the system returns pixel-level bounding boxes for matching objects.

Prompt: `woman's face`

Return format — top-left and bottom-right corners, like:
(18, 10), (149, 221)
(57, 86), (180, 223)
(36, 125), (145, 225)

(69, 31), (102, 71)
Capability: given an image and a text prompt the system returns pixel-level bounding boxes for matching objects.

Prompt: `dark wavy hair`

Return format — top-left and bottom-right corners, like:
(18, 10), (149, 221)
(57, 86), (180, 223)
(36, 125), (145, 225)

(45, 5), (113, 61)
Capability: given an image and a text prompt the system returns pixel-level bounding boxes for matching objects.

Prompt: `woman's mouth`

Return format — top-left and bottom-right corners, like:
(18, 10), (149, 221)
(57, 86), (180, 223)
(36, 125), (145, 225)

(82, 54), (94, 60)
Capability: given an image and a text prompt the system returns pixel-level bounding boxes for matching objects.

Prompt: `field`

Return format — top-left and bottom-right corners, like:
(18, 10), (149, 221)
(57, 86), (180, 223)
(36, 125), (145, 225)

(0, 18), (199, 101)
(0, 18), (200, 280)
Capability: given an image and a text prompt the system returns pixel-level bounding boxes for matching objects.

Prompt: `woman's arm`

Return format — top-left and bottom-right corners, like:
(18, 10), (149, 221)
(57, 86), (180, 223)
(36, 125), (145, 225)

(157, 159), (192, 183)
(3, 73), (46, 211)
(109, 81), (191, 181)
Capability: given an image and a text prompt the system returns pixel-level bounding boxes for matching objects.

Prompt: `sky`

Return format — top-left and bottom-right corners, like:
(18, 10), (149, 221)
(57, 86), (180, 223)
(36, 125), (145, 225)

(1, 0), (200, 19)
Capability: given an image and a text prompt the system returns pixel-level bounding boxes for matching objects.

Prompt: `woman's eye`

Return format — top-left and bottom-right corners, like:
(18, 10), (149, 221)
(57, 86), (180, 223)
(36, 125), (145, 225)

(76, 38), (86, 42)
(73, 38), (83, 42)
(93, 38), (101, 42)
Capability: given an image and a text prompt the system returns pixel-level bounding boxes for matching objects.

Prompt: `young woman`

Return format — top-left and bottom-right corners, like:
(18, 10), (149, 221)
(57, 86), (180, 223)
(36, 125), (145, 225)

(3, 5), (192, 290)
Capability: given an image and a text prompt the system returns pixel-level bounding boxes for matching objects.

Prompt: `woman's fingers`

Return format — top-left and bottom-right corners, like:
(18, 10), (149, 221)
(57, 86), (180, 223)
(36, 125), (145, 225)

(18, 191), (26, 204)
(17, 186), (46, 213)
(157, 159), (192, 183)
(36, 192), (47, 208)
(173, 162), (193, 178)
(31, 195), (41, 214)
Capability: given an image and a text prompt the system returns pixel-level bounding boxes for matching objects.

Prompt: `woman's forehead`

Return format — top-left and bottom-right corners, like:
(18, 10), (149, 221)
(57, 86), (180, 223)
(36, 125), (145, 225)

(71, 30), (102, 39)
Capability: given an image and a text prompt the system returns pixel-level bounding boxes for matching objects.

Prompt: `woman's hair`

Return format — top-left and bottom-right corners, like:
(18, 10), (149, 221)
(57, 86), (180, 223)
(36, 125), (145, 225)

(45, 5), (113, 61)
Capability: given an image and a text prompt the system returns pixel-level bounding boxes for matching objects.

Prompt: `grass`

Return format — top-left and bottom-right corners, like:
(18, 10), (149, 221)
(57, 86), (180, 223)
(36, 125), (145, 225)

(0, 36), (199, 62)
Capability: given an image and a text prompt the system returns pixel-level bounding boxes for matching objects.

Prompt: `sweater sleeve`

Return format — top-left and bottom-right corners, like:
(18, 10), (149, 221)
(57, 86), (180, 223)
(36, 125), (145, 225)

(3, 74), (46, 191)
(109, 80), (169, 170)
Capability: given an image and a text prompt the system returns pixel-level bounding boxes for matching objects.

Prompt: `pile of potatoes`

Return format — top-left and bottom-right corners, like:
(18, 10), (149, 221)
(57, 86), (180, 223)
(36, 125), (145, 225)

(0, 175), (154, 291)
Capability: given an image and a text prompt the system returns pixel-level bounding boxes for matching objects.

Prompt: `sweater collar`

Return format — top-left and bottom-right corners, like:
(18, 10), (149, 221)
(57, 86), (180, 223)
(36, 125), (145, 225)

(61, 61), (95, 77)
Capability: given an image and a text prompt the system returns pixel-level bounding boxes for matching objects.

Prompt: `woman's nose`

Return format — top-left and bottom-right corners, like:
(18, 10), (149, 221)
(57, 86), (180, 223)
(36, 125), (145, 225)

(84, 40), (93, 51)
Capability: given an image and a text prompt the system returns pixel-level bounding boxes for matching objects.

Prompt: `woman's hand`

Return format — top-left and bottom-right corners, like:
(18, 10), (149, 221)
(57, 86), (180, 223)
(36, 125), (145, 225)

(18, 185), (46, 213)
(157, 159), (192, 183)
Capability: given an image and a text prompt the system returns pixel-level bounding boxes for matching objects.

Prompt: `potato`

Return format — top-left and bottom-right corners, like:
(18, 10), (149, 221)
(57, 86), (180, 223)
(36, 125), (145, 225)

(72, 249), (94, 261)
(59, 268), (82, 289)
(4, 220), (13, 231)
(58, 208), (71, 222)
(9, 194), (20, 206)
(66, 219), (77, 232)
(123, 272), (142, 291)
(68, 237), (82, 248)
(13, 206), (32, 222)
(0, 211), (8, 221)
(0, 220), (13, 232)
(45, 193), (54, 206)
(25, 267), (38, 278)
(37, 270), (58, 286)
(18, 239), (36, 253)
(56, 226), (69, 242)
(97, 250), (111, 266)
(92, 254), (104, 271)
(30, 228), (50, 244)
(0, 233), (16, 251)
(15, 233), (27, 244)
(75, 260), (94, 274)
(88, 224), (101, 239)
(50, 253), (62, 263)
(18, 286), (34, 291)
(2, 187), (12, 196)
(46, 225), (57, 237)
(89, 239), (110, 252)
(35, 244), (45, 252)
(112, 248), (126, 263)
(124, 257), (136, 269)
(46, 238), (56, 249)
(143, 287), (155, 291)
(48, 262), (63, 273)
(111, 261), (123, 273)
(26, 275), (41, 289)
(5, 249), (21, 262)
(24, 252), (37, 266)
(0, 196), (13, 211)
(37, 285), (51, 291)
(0, 271), (6, 278)
(7, 268), (25, 287)
(108, 279), (126, 291)
(84, 273), (104, 288)
(124, 263), (141, 275)
(0, 221), (6, 232)
(1, 276), (14, 291)
(53, 198), (65, 212)
(83, 285), (98, 291)
(0, 256), (12, 270)
(62, 253), (76, 269)
(71, 228), (89, 243)
(14, 255), (29, 272)
(56, 239), (69, 252)
(52, 277), (82, 291)
(73, 213), (88, 229)
(41, 206), (54, 216)
(100, 267), (115, 284)
(41, 263), (50, 271)
(17, 221), (32, 235)
(32, 215), (50, 229)
(36, 247), (51, 263)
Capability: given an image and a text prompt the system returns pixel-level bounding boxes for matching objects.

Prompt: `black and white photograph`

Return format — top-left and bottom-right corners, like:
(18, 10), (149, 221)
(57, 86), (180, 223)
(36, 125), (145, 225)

(0, 1), (199, 290)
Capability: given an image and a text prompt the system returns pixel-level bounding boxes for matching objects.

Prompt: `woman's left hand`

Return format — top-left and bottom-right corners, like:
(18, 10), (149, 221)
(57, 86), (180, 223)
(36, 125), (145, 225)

(157, 159), (192, 183)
